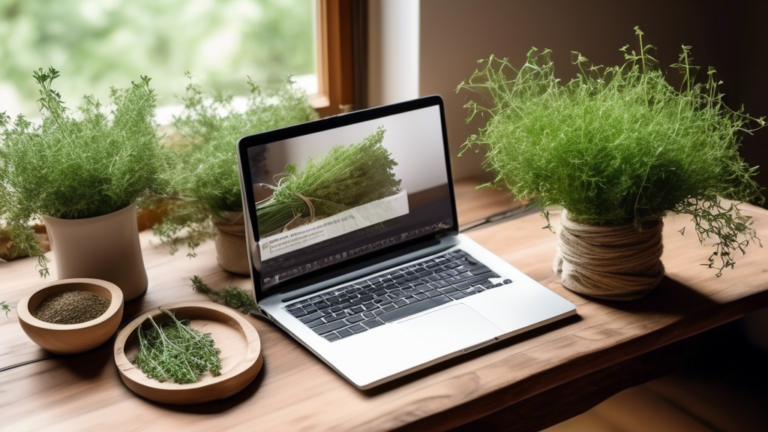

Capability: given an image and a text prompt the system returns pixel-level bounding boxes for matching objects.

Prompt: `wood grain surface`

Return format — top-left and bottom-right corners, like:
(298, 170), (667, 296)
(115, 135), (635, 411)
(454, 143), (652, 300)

(1, 179), (767, 432)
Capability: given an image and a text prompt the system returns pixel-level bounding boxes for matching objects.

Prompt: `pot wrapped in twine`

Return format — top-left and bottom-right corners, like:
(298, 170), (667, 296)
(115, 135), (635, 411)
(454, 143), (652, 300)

(213, 211), (250, 276)
(552, 210), (665, 301)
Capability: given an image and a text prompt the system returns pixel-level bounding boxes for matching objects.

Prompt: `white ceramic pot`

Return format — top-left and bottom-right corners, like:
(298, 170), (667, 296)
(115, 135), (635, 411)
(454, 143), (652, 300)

(42, 203), (148, 301)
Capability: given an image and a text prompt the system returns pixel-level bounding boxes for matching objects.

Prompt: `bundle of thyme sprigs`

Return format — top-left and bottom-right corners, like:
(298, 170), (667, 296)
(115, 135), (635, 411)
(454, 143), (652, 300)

(132, 308), (222, 384)
(255, 126), (401, 237)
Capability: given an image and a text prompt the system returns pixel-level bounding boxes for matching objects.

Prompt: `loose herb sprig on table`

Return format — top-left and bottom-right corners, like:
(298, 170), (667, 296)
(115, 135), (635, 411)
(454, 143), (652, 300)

(457, 27), (765, 275)
(132, 308), (222, 384)
(1, 301), (10, 318)
(191, 276), (257, 314)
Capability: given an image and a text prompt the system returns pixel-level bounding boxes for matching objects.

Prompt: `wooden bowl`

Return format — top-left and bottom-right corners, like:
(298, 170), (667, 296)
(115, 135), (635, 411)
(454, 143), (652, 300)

(17, 278), (124, 355)
(114, 302), (263, 405)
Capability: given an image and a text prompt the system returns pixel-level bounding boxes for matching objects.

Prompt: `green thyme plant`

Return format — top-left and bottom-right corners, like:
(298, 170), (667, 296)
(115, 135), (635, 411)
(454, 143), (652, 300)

(256, 126), (401, 237)
(132, 308), (222, 384)
(153, 74), (317, 256)
(457, 27), (765, 275)
(0, 67), (171, 277)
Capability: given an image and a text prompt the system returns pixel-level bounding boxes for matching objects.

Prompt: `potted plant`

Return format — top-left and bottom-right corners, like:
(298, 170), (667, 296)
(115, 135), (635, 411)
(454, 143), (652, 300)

(457, 28), (765, 300)
(0, 68), (171, 301)
(154, 75), (317, 274)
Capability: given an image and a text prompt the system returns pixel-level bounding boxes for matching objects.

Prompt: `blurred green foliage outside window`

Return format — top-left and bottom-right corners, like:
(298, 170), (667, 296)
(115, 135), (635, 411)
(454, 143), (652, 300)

(0, 0), (315, 120)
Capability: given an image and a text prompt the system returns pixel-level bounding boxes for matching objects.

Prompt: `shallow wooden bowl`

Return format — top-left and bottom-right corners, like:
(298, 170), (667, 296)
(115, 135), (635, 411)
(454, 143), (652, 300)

(114, 302), (263, 405)
(17, 278), (124, 355)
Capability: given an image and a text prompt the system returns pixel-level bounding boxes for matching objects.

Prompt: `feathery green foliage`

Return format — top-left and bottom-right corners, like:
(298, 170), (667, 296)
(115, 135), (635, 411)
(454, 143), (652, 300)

(256, 126), (401, 237)
(153, 75), (317, 256)
(190, 276), (257, 314)
(132, 308), (222, 384)
(457, 28), (765, 275)
(1, 301), (9, 318)
(0, 67), (171, 277)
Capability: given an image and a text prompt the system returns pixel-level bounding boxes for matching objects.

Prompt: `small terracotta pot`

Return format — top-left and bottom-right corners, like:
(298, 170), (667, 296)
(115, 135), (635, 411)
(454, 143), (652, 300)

(42, 203), (148, 301)
(213, 211), (250, 275)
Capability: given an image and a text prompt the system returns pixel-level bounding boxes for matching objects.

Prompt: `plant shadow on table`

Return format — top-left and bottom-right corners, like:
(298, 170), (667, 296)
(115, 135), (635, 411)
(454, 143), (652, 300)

(577, 275), (721, 315)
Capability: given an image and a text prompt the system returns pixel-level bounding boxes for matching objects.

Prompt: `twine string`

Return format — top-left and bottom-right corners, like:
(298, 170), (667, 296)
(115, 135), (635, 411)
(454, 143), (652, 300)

(552, 210), (665, 301)
(253, 183), (317, 233)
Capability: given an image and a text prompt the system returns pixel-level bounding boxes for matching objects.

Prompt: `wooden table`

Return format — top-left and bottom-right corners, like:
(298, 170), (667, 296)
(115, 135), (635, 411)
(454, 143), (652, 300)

(2, 180), (767, 432)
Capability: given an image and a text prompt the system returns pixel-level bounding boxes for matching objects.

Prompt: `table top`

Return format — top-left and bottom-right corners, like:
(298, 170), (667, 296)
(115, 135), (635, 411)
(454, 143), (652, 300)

(2, 180), (767, 432)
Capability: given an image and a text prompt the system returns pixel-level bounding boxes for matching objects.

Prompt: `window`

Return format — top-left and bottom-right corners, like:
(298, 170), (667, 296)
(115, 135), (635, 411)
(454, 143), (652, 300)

(0, 0), (354, 121)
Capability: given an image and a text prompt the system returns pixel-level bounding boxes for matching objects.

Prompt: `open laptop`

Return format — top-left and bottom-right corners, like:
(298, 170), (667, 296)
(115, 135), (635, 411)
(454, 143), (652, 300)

(236, 96), (576, 389)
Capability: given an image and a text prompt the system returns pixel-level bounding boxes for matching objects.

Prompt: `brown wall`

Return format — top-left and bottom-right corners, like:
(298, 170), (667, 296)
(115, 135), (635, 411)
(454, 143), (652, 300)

(420, 0), (768, 198)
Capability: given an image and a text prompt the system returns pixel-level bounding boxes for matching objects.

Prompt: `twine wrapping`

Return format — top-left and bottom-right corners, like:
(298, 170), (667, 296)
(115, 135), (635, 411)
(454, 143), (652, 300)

(254, 183), (318, 234)
(552, 210), (665, 301)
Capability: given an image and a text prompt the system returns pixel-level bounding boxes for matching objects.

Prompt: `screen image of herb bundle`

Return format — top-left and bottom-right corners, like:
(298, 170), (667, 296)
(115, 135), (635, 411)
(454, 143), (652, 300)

(254, 126), (402, 238)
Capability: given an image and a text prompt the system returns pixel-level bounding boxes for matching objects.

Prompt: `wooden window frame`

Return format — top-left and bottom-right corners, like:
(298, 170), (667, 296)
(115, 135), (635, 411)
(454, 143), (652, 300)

(312, 0), (357, 117)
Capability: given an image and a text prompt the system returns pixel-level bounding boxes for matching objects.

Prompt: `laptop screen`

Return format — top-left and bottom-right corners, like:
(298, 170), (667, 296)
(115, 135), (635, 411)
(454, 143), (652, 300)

(244, 103), (454, 292)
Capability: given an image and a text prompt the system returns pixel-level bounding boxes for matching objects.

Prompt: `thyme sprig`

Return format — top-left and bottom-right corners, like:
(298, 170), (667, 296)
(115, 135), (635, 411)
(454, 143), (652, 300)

(132, 308), (222, 384)
(191, 276), (257, 314)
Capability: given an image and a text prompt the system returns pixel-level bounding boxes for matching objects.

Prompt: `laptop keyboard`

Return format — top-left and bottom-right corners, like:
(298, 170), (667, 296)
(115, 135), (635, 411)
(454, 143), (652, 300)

(284, 249), (513, 342)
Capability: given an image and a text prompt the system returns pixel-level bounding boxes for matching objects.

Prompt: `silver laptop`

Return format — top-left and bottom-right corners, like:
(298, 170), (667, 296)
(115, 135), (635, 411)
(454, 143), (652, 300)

(236, 96), (576, 389)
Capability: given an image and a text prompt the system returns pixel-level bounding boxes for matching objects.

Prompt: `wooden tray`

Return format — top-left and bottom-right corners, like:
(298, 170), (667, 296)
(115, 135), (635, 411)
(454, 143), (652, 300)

(114, 302), (262, 405)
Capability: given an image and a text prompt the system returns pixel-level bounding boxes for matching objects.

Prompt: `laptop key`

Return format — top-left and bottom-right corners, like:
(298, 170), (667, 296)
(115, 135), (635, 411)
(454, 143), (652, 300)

(362, 318), (384, 329)
(324, 333), (341, 342)
(378, 295), (452, 323)
(289, 308), (308, 318)
(312, 320), (347, 335)
(346, 313), (365, 323)
(504, 279), (513, 284)
(349, 324), (368, 334)
(299, 311), (325, 323)
(394, 299), (408, 307)
(450, 292), (467, 300)
(306, 318), (325, 328)
(336, 328), (354, 339)
(382, 303), (396, 312)
(454, 275), (491, 290)
(323, 314), (344, 323)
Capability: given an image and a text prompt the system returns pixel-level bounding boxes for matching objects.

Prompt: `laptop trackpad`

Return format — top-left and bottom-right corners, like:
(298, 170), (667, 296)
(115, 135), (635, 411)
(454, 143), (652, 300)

(398, 303), (503, 356)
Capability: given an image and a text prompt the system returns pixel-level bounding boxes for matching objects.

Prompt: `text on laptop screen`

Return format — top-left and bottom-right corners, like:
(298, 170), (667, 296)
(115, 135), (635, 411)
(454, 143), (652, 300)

(246, 105), (454, 290)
